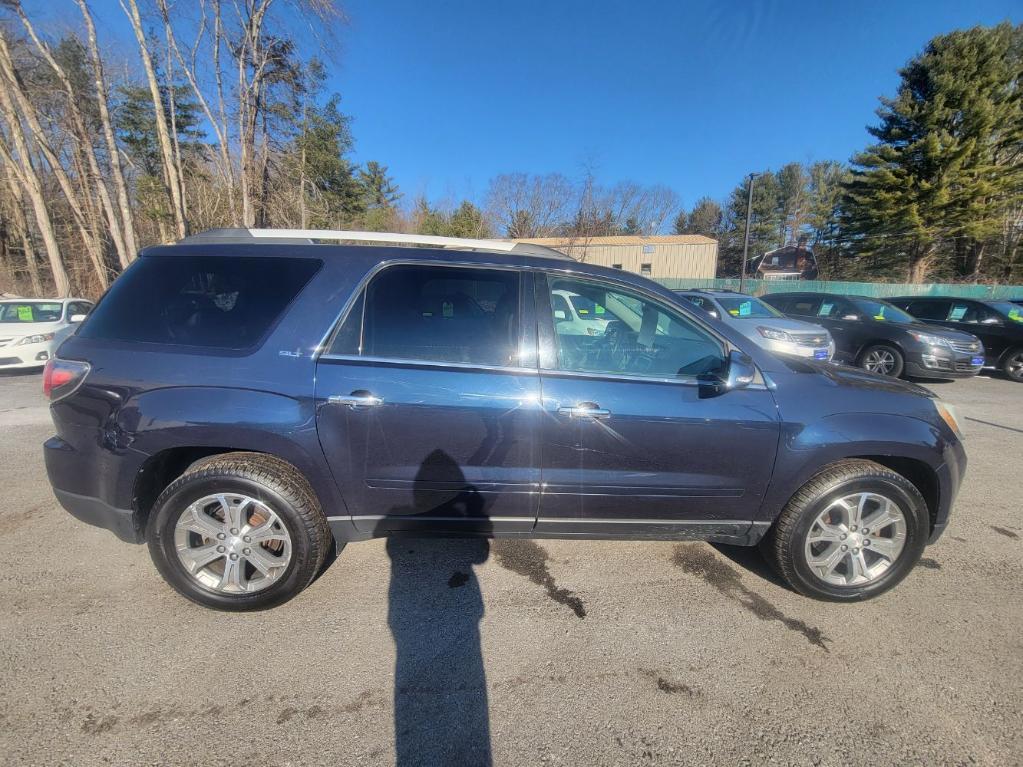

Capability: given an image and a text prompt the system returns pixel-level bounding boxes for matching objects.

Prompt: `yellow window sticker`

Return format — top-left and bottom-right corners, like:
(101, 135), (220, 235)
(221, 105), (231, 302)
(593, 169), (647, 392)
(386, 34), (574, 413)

(1008, 308), (1022, 323)
(17, 305), (33, 321)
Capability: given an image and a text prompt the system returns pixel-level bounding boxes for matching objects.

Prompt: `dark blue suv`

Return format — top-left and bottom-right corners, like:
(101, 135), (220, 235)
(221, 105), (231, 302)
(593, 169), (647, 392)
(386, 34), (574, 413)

(43, 230), (967, 609)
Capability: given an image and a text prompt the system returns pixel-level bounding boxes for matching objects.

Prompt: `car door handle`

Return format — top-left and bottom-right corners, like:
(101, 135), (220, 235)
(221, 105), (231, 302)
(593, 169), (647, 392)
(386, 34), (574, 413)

(328, 392), (383, 409)
(557, 402), (611, 419)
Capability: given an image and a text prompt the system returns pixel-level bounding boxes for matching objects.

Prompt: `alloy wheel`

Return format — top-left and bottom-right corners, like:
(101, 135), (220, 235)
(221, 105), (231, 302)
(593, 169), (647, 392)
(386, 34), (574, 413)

(1007, 352), (1023, 381)
(803, 492), (907, 587)
(173, 493), (292, 594)
(863, 349), (897, 375)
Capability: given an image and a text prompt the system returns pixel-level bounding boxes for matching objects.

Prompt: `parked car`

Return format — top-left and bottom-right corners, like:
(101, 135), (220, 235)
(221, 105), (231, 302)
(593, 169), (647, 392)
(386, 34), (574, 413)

(888, 296), (1023, 382)
(550, 288), (611, 336)
(45, 229), (966, 609)
(0, 298), (93, 371)
(762, 292), (984, 380)
(677, 289), (835, 361)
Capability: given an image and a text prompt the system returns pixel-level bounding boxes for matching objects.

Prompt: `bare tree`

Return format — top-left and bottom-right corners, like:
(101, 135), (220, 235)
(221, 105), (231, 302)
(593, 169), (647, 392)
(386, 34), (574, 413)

(76, 0), (138, 262)
(122, 0), (188, 239)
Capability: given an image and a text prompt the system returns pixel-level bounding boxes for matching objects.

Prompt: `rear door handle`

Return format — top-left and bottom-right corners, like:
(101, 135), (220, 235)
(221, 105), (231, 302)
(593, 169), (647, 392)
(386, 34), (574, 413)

(557, 402), (611, 419)
(328, 391), (383, 409)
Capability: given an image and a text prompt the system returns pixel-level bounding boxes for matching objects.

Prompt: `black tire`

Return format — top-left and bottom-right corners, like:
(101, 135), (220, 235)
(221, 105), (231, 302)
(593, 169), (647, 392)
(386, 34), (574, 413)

(1001, 348), (1023, 382)
(147, 452), (332, 611)
(760, 459), (929, 602)
(858, 343), (904, 378)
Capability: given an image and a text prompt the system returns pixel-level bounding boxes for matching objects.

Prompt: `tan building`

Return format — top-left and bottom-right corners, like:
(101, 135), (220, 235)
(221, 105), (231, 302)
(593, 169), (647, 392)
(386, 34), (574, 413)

(512, 235), (718, 279)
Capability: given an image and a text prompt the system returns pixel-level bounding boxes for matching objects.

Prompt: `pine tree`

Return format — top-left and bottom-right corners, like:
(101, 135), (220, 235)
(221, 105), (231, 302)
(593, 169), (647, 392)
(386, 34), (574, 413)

(674, 197), (722, 237)
(358, 161), (401, 209)
(842, 23), (1023, 282)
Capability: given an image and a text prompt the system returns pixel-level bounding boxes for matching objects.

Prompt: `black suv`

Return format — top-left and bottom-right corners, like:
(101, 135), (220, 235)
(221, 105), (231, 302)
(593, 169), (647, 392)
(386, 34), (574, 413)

(762, 292), (984, 380)
(887, 296), (1023, 382)
(43, 230), (966, 610)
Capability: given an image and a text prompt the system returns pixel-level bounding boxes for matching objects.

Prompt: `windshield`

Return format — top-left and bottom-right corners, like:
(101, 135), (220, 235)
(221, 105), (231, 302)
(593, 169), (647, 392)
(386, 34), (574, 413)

(850, 298), (915, 324)
(717, 296), (783, 319)
(0, 301), (63, 323)
(987, 302), (1023, 323)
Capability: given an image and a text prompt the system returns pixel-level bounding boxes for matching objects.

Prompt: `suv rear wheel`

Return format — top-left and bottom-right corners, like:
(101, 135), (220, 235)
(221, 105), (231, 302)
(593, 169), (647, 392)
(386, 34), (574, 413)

(858, 344), (904, 378)
(761, 459), (929, 601)
(147, 452), (332, 610)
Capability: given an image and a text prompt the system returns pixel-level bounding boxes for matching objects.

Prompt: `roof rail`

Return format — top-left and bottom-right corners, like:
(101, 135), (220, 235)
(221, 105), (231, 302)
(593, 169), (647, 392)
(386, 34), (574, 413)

(178, 228), (572, 260)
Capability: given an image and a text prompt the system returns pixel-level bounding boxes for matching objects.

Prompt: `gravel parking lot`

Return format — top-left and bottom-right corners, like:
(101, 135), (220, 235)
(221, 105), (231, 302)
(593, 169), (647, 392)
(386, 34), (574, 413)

(0, 369), (1020, 766)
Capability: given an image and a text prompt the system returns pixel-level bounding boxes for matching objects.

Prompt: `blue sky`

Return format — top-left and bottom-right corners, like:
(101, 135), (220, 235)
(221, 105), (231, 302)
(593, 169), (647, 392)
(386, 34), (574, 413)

(33, 0), (1022, 209)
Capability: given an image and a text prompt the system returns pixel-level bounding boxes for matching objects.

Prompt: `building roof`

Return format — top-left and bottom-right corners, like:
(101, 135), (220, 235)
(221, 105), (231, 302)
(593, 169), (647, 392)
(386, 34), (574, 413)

(511, 234), (718, 246)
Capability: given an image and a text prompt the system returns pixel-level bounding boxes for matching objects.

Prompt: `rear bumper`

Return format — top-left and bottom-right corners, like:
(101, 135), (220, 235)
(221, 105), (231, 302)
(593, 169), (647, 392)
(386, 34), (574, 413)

(52, 488), (142, 543)
(44, 435), (143, 543)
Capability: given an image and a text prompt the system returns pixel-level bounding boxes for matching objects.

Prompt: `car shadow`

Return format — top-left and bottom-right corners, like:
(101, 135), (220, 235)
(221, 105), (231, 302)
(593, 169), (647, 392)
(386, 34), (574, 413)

(710, 542), (791, 591)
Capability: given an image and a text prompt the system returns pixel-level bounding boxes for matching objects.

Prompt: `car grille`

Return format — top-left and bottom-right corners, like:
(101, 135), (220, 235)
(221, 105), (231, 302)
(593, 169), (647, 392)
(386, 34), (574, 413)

(948, 339), (981, 354)
(791, 333), (829, 347)
(955, 360), (980, 372)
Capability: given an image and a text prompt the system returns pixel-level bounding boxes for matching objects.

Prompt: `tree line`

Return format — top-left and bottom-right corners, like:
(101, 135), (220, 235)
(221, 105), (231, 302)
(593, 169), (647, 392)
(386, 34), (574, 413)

(0, 5), (1019, 299)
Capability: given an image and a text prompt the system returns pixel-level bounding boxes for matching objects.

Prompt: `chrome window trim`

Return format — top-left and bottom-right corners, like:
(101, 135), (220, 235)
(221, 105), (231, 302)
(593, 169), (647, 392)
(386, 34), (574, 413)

(319, 353), (540, 376)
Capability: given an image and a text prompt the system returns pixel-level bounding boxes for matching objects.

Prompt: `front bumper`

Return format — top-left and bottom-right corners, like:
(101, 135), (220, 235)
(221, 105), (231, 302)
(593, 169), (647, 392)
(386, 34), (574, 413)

(760, 338), (834, 361)
(905, 350), (983, 379)
(928, 434), (968, 544)
(0, 340), (53, 369)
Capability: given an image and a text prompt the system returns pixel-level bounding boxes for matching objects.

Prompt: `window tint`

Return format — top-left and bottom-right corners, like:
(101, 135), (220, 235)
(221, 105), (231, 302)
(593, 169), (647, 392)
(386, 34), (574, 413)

(547, 276), (724, 379)
(788, 296), (821, 316)
(360, 265), (521, 366)
(906, 300), (949, 321)
(327, 291), (364, 355)
(79, 255), (320, 349)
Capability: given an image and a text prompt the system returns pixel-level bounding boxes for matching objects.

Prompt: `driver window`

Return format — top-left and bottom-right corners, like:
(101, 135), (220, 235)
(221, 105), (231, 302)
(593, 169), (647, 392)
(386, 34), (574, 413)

(546, 276), (725, 379)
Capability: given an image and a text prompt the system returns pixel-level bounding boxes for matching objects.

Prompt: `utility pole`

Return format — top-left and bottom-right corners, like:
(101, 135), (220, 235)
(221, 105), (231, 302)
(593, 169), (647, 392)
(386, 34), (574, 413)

(739, 172), (759, 294)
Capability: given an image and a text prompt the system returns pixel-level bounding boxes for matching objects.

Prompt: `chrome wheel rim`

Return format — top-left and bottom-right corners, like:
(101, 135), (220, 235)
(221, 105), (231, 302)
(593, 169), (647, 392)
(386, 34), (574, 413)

(863, 349), (897, 375)
(173, 493), (292, 594)
(804, 492), (908, 587)
(1007, 353), (1023, 380)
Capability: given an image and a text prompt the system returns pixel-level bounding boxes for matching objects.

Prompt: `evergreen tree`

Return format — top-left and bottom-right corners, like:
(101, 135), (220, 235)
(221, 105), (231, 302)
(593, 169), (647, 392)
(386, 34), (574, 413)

(358, 161), (401, 209)
(674, 197), (722, 237)
(842, 23), (1023, 282)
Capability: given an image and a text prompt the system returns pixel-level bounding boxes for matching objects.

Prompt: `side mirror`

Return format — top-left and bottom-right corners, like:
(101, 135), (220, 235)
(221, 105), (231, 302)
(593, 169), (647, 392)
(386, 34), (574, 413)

(70, 313), (87, 323)
(699, 349), (756, 396)
(708, 310), (720, 319)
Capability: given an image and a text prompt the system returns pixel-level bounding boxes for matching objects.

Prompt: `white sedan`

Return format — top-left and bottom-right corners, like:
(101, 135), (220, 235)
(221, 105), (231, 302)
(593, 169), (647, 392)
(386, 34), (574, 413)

(0, 298), (93, 371)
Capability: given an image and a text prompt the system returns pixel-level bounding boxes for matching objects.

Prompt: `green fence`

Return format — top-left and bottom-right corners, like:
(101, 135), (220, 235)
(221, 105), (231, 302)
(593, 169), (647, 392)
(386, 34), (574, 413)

(654, 278), (1023, 300)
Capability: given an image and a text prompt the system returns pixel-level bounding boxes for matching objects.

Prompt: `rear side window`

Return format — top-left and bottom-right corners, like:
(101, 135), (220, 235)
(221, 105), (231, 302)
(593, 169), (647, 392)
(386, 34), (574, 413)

(79, 255), (320, 350)
(906, 300), (949, 320)
(356, 264), (521, 367)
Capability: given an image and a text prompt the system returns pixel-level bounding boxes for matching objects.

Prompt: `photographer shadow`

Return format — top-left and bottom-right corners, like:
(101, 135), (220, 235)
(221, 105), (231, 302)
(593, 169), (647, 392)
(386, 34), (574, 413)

(376, 449), (494, 767)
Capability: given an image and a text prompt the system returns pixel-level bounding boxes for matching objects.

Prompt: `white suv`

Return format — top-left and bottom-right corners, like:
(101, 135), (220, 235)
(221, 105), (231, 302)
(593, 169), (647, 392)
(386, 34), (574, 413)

(0, 298), (93, 371)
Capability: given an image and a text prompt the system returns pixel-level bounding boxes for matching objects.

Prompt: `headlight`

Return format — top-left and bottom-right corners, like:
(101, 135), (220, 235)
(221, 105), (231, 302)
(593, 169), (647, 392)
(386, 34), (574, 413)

(757, 327), (793, 342)
(934, 401), (963, 439)
(16, 333), (55, 345)
(909, 330), (950, 348)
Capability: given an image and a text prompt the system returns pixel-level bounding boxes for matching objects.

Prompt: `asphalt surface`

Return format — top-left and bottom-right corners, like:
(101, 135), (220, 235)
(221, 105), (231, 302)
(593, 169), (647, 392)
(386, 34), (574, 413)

(0, 369), (1020, 766)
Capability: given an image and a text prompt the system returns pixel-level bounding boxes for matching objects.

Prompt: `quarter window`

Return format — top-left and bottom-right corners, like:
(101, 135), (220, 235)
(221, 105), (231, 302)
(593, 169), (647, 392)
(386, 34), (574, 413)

(546, 276), (724, 379)
(353, 265), (522, 367)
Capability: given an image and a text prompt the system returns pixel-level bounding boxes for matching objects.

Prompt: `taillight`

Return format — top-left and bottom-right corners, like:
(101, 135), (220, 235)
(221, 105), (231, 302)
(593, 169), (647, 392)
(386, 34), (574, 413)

(43, 358), (90, 401)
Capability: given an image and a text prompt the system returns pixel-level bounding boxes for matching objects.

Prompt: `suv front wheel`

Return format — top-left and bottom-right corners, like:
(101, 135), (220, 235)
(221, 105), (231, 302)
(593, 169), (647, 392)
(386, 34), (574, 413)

(761, 459), (929, 601)
(147, 452), (332, 611)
